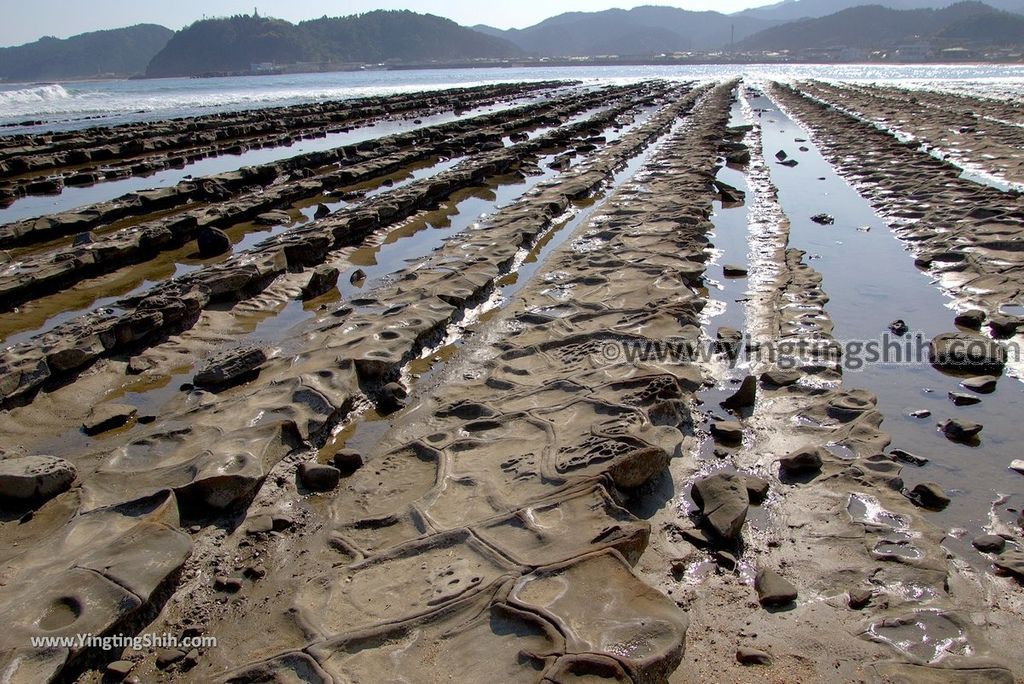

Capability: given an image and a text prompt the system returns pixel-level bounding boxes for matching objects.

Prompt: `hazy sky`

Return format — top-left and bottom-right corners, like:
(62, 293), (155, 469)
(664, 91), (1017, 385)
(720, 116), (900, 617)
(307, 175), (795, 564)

(0, 0), (773, 47)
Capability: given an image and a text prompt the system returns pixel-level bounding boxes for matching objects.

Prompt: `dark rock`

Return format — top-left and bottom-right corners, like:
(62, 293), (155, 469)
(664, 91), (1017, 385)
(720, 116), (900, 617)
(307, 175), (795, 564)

(213, 575), (243, 593)
(82, 403), (137, 435)
(973, 534), (1006, 553)
(889, 449), (929, 467)
(715, 550), (738, 570)
(298, 462), (341, 492)
(909, 409), (931, 419)
(380, 382), (408, 411)
(940, 418), (983, 441)
(810, 213), (835, 225)
(988, 315), (1022, 338)
(72, 231), (95, 246)
(736, 647), (773, 666)
(993, 550), (1024, 579)
(722, 375), (756, 411)
(760, 368), (800, 387)
(889, 320), (910, 336)
(779, 446), (823, 475)
(908, 482), (950, 510)
(0, 455), (76, 503)
(350, 268), (367, 284)
(156, 648), (186, 669)
(196, 226), (231, 258)
(723, 264), (748, 277)
(314, 203), (331, 219)
(779, 159), (799, 167)
(775, 150), (789, 161)
(714, 326), (744, 360)
(193, 346), (266, 388)
(106, 660), (135, 679)
(714, 180), (745, 204)
(929, 332), (1006, 375)
(691, 472), (749, 541)
(710, 420), (743, 445)
(726, 149), (751, 165)
(848, 588), (872, 610)
(962, 376), (998, 394)
(755, 569), (798, 607)
(948, 392), (981, 407)
(954, 309), (985, 329)
(300, 265), (339, 300)
(332, 448), (364, 475)
(743, 475), (770, 504)
(609, 446), (670, 489)
(245, 514), (274, 535)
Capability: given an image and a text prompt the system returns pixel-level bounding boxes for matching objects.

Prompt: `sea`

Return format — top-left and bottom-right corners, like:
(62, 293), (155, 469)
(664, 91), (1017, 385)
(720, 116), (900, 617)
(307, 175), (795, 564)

(1, 64), (1023, 133)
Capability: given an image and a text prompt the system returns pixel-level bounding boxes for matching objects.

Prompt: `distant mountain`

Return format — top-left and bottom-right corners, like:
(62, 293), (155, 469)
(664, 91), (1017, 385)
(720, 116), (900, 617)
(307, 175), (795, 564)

(737, 1), (1024, 50)
(475, 6), (781, 56)
(146, 11), (522, 78)
(0, 24), (172, 81)
(736, 0), (1024, 21)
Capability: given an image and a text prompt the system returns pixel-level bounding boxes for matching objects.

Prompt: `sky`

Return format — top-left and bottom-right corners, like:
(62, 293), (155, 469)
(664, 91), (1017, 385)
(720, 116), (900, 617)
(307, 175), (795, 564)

(0, 0), (775, 47)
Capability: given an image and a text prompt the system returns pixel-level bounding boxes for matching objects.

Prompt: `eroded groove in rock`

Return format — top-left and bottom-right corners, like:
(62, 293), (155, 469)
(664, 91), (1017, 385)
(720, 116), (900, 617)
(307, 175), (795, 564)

(0, 82), (687, 408)
(643, 83), (1018, 682)
(0, 82), (622, 251)
(769, 82), (1024, 324)
(0, 81), (570, 206)
(0, 83), (655, 311)
(67, 81), (738, 683)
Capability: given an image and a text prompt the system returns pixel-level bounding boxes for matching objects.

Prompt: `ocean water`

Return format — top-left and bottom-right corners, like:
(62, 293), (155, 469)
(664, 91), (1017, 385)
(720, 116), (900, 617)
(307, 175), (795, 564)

(1, 64), (1023, 133)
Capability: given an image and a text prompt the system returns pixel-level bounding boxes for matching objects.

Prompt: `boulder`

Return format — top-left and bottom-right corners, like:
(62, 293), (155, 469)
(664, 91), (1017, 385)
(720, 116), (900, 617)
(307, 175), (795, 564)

(380, 382), (408, 412)
(954, 309), (986, 330)
(82, 403), (137, 435)
(331, 449), (364, 476)
(314, 203), (331, 219)
(810, 213), (835, 225)
(608, 446), (671, 490)
(743, 475), (770, 504)
(889, 320), (909, 336)
(972, 534), (1006, 553)
(691, 472), (749, 541)
(889, 449), (928, 467)
(993, 550), (1024, 579)
(722, 375), (757, 410)
(760, 368), (800, 387)
(0, 455), (76, 503)
(755, 569), (797, 607)
(300, 265), (340, 301)
(940, 419), (983, 441)
(908, 482), (950, 510)
(848, 588), (872, 610)
(948, 392), (981, 407)
(722, 264), (748, 277)
(298, 463), (341, 492)
(779, 446), (823, 475)
(196, 226), (231, 258)
(710, 420), (743, 445)
(962, 376), (998, 394)
(929, 332), (1006, 375)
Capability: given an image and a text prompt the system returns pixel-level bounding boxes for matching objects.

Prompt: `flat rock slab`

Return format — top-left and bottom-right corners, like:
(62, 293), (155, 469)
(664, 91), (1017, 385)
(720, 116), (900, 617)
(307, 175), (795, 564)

(82, 403), (137, 435)
(0, 455), (76, 503)
(929, 332), (1006, 375)
(691, 472), (749, 541)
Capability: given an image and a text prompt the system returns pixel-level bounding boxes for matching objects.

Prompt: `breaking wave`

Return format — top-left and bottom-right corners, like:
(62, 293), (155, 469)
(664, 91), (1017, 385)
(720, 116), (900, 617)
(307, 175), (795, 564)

(0, 84), (72, 104)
